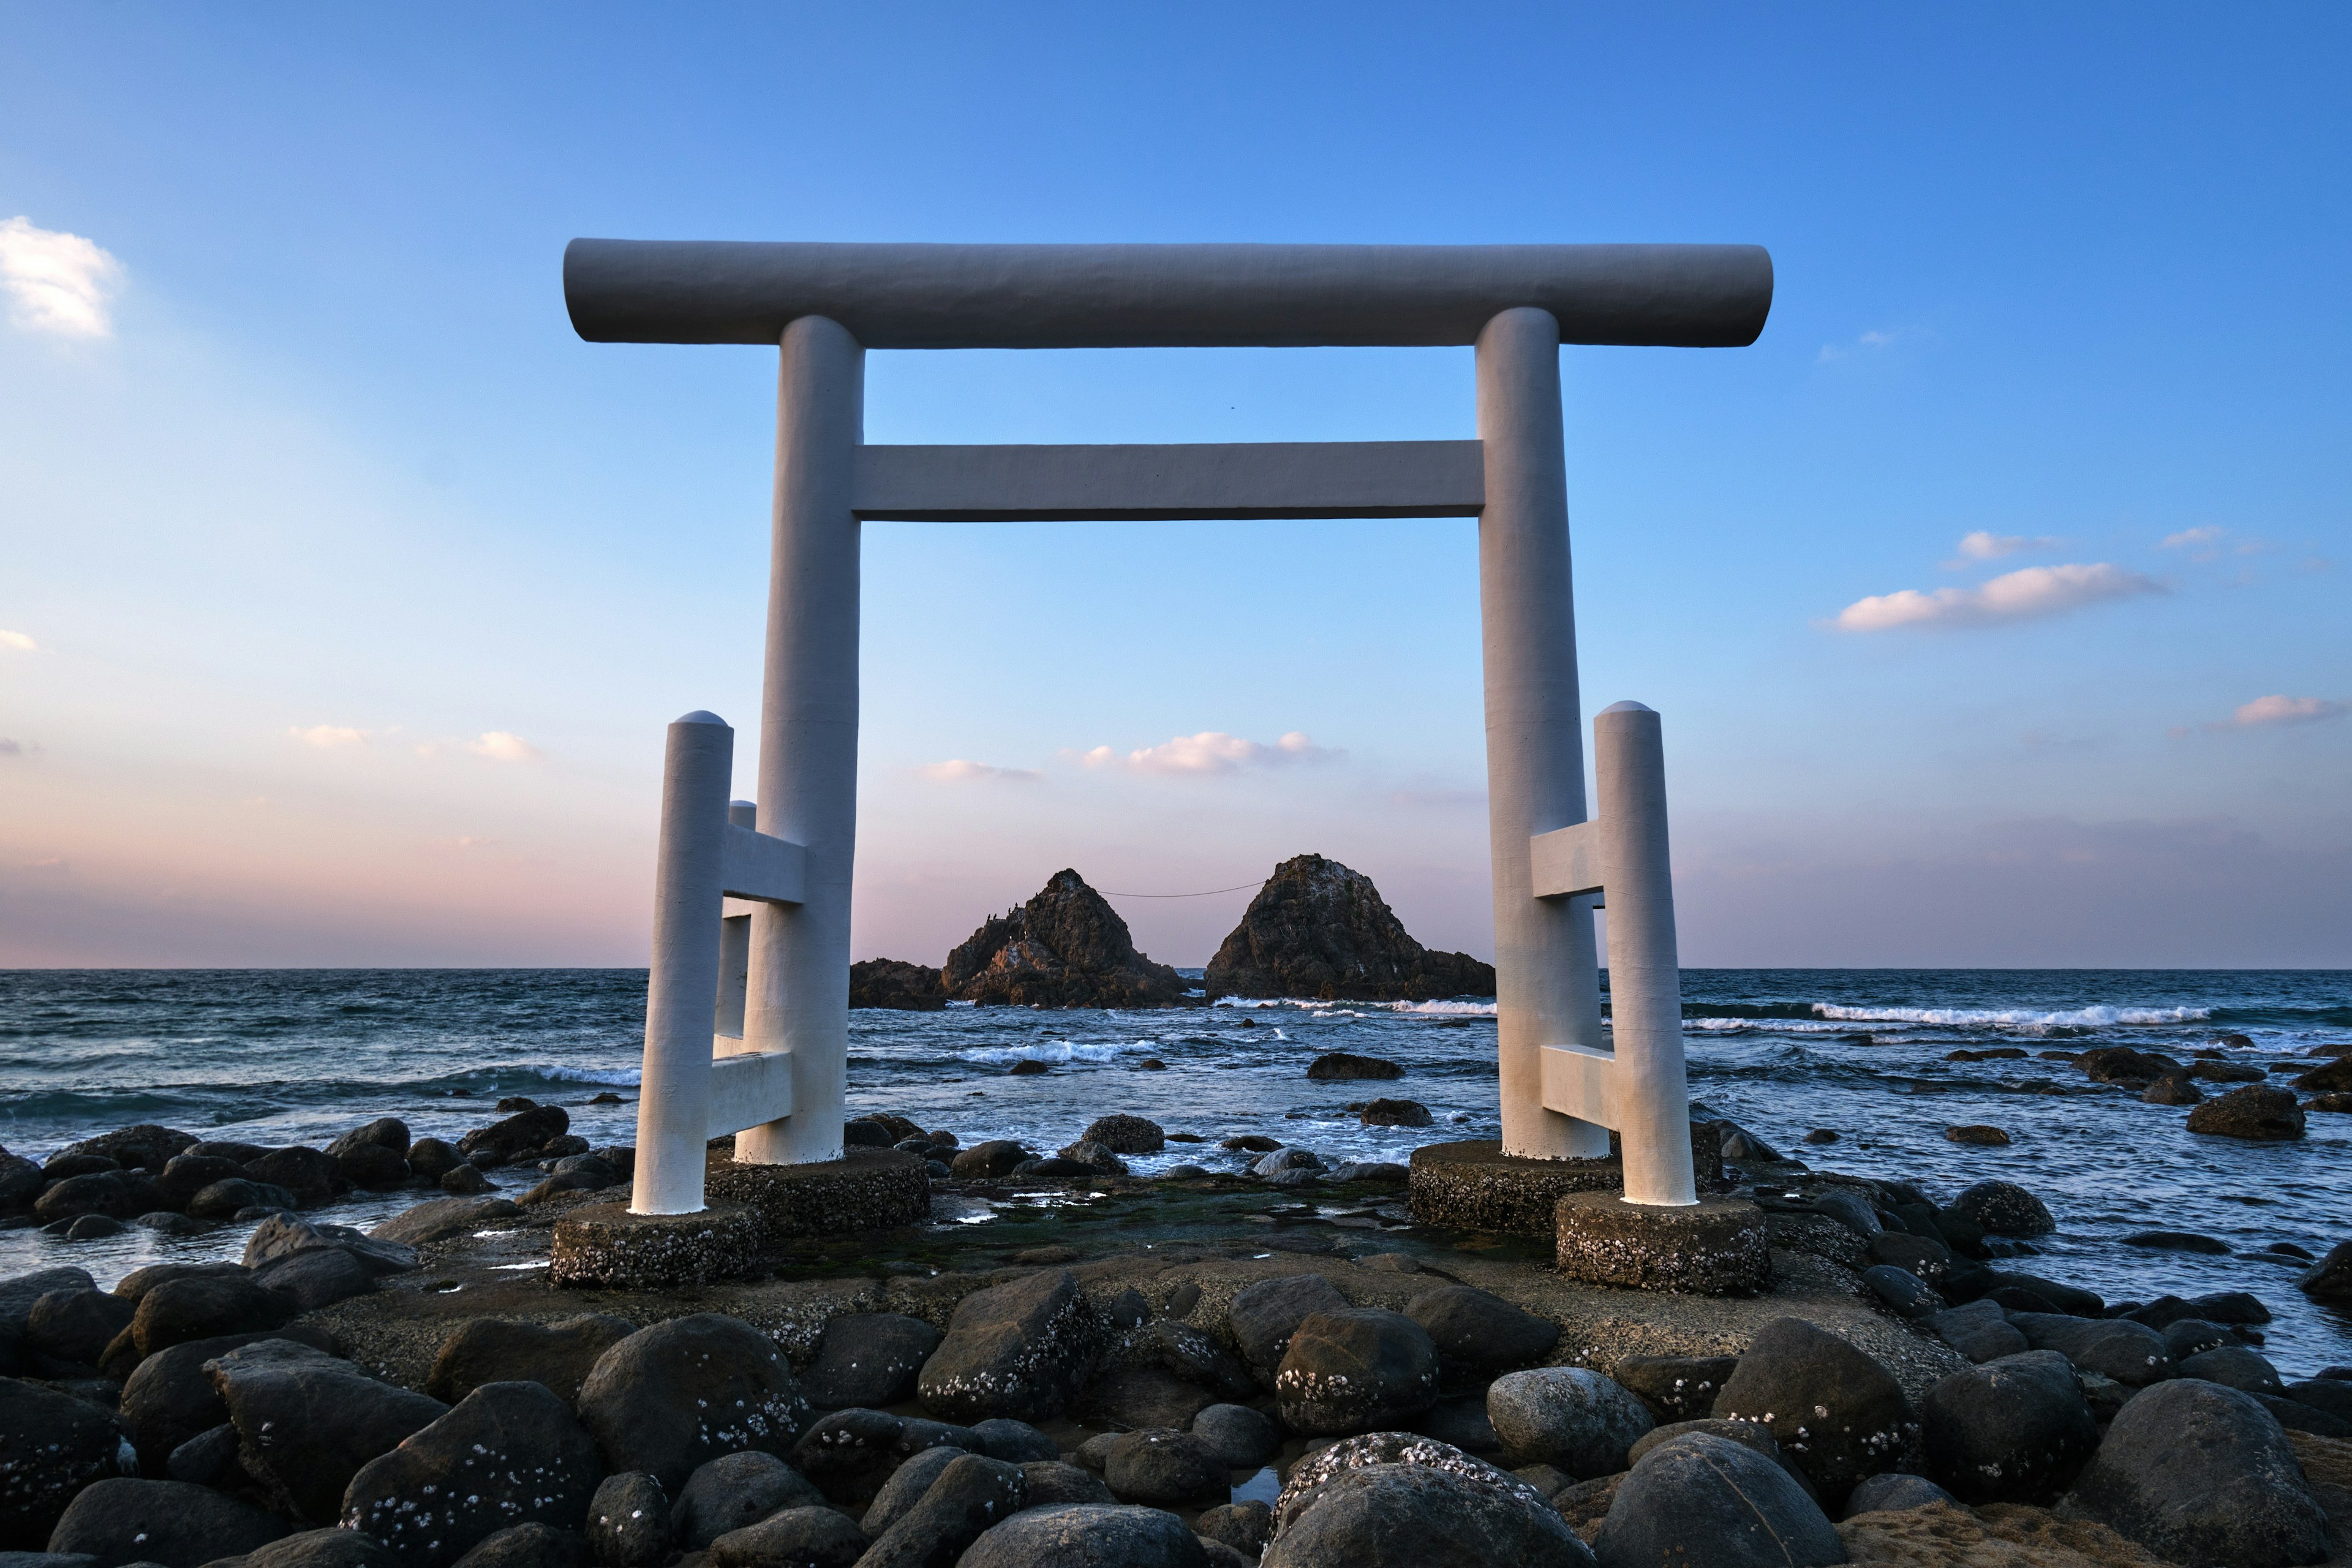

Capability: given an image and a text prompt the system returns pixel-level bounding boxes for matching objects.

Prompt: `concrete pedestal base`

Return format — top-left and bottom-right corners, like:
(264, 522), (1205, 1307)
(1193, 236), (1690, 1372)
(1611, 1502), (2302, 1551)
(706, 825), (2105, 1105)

(705, 1145), (930, 1248)
(550, 1200), (761, 1289)
(1407, 1133), (1724, 1235)
(1553, 1191), (1769, 1296)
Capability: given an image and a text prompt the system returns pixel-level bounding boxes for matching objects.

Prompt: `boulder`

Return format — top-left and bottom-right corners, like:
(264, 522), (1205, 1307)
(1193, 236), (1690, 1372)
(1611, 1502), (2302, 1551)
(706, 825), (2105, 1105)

(442, 1164), (495, 1194)
(1920, 1350), (2098, 1502)
(1305, 1053), (1404, 1082)
(1626, 1417), (1784, 1471)
(119, 1327), (336, 1470)
(33, 1172), (144, 1224)
(25, 1288), (135, 1367)
(916, 1268), (1096, 1423)
(127, 1271), (296, 1359)
(1102, 1429), (1229, 1504)
(1594, 1433), (1844, 1567)
(1415, 1395), (1502, 1453)
(45, 1476), (285, 1566)
(444, 1524), (587, 1567)
(247, 1146), (344, 1199)
(341, 1381), (603, 1567)
(185, 1177), (294, 1219)
(1402, 1286), (1559, 1385)
(1713, 1318), (1914, 1502)
(971, 1417), (1059, 1462)
(1204, 854), (1496, 1002)
(2187, 1085), (2307, 1140)
(1947, 1181), (2054, 1238)
(168, 1420), (242, 1487)
(1861, 1265), (1944, 1319)
(2060, 1377), (2329, 1567)
(949, 1140), (1030, 1179)
(1056, 1140), (1130, 1176)
(1197, 1500), (1274, 1558)
(2177, 1343), (2285, 1394)
(0, 1265), (96, 1331)
(1076, 1366), (1218, 1432)
(2162, 1318), (2235, 1359)
(2294, 1056), (2352, 1091)
(1192, 1402), (1280, 1469)
(242, 1213), (417, 1276)
(459, 1105), (571, 1163)
(226, 1528), (406, 1568)
(209, 1338), (449, 1523)
(957, 1504), (1210, 1568)
(860, 1444), (967, 1537)
(1608, 1354), (1738, 1422)
(1276, 1308), (1441, 1434)
(1265, 1444), (1589, 1568)
(51, 1123), (197, 1172)
(1925, 1299), (2028, 1364)
(405, 1137), (464, 1180)
(2141, 1072), (2203, 1105)
(788, 1408), (910, 1506)
(336, 1142), (412, 1189)
(943, 870), (1188, 1008)
(2297, 1240), (2352, 1304)
(2008, 1314), (2174, 1385)
(370, 1195), (522, 1246)
(853, 1450), (1025, 1568)
(1488, 1367), (1653, 1478)
(1118, 1320), (1255, 1401)
(1841, 1472), (1959, 1518)
(1228, 1273), (1348, 1387)
(0, 1376), (129, 1547)
(582, 1472), (670, 1568)
(251, 1248), (376, 1311)
(158, 1152), (251, 1208)
(1253, 1147), (1322, 1177)
(2075, 1047), (2179, 1086)
(575, 1313), (810, 1491)
(672, 1450), (827, 1548)
(799, 1311), (942, 1408)
(425, 1315), (638, 1408)
(710, 1506), (867, 1568)
(1082, 1115), (1166, 1153)
(1360, 1099), (1434, 1127)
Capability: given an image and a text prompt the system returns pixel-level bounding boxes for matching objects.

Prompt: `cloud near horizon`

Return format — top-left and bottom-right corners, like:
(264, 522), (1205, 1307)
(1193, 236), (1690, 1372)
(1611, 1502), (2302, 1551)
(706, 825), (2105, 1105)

(0, 630), (38, 652)
(1077, 729), (1341, 775)
(0, 217), (123, 339)
(917, 758), (1042, 784)
(1833, 562), (2163, 632)
(291, 724), (368, 748)
(2204, 695), (2350, 731)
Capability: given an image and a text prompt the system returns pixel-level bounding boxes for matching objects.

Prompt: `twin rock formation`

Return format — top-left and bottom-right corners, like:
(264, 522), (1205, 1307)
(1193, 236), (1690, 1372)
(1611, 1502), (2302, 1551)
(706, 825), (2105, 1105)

(849, 853), (1494, 1009)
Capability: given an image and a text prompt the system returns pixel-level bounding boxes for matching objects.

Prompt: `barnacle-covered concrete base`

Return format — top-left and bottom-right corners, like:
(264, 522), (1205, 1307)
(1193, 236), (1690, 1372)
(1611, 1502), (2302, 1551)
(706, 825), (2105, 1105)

(549, 1200), (761, 1289)
(704, 1145), (930, 1250)
(1406, 1136), (1724, 1235)
(1553, 1191), (1769, 1297)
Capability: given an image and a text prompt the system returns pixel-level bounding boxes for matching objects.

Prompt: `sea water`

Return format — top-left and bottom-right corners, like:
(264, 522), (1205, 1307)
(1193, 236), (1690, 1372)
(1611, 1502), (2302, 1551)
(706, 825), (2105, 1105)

(1, 967), (2346, 1372)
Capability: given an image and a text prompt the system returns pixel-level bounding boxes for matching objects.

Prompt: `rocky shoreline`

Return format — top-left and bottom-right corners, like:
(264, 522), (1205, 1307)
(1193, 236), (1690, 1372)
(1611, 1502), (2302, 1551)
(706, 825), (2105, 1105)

(3, 1093), (2350, 1567)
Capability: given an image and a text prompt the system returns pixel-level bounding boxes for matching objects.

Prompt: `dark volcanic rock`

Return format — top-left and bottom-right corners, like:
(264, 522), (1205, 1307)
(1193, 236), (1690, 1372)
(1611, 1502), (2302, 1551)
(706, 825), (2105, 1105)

(2301, 1241), (2352, 1305)
(1228, 1273), (1348, 1387)
(1075, 1365), (1218, 1432)
(1842, 1472), (1959, 1517)
(247, 1145), (344, 1199)
(943, 870), (1188, 1008)
(788, 1408), (911, 1506)
(2009, 1314), (2174, 1385)
(119, 1327), (335, 1470)
(1193, 1402), (1280, 1469)
(1275, 1308), (1440, 1435)
(26, 1287), (135, 1366)
(0, 1375), (129, 1547)
(584, 1472), (671, 1568)
(47, 1476), (286, 1566)
(459, 1105), (571, 1163)
(371, 1194), (522, 1245)
(241, 1213), (417, 1277)
(1610, 1354), (1740, 1422)
(959, 1504), (1210, 1568)
(917, 1267), (1097, 1423)
(32, 1171), (143, 1223)
(1204, 854), (1496, 1002)
(1102, 1429), (1228, 1504)
(2177, 1343), (2285, 1394)
(53, 1122), (197, 1173)
(1948, 1180), (2055, 1237)
(1305, 1052), (1404, 1081)
(1593, 1432), (1842, 1568)
(802, 1311), (943, 1408)
(2060, 1377), (2328, 1567)
(1406, 1285), (1559, 1379)
(1487, 1366), (1654, 1477)
(211, 1339), (449, 1524)
(1081, 1114), (1166, 1153)
(129, 1270), (296, 1358)
(1117, 1319), (1255, 1402)
(2185, 1085), (2306, 1140)
(252, 1248), (375, 1311)
(1360, 1098), (1434, 1126)
(1920, 1350), (2097, 1502)
(448, 1523), (588, 1567)
(1926, 1299), (2028, 1364)
(1714, 1317), (1915, 1502)
(673, 1449), (827, 1548)
(1197, 1500), (1275, 1557)
(426, 1314), (638, 1408)
(342, 1381), (603, 1567)
(1267, 1435), (1589, 1568)
(710, 1507), (868, 1568)
(850, 957), (948, 1010)
(949, 1140), (1030, 1179)
(854, 1450), (1025, 1568)
(574, 1313), (810, 1491)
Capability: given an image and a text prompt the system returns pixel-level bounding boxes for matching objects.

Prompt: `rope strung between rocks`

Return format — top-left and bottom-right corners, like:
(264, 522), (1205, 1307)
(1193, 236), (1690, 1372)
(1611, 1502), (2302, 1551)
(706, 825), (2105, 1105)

(1096, 881), (1263, 899)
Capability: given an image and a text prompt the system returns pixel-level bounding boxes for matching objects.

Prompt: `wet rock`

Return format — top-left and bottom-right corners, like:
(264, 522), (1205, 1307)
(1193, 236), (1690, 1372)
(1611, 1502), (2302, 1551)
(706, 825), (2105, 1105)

(1119, 1320), (1255, 1401)
(1714, 1317), (1915, 1502)
(2076, 1047), (2179, 1086)
(1252, 1148), (1322, 1177)
(369, 1194), (522, 1246)
(1022, 1460), (1115, 1509)
(1276, 1308), (1440, 1435)
(2186, 1085), (2307, 1140)
(118, 1327), (335, 1470)
(2060, 1378), (2328, 1567)
(581, 1476), (668, 1568)
(948, 1140), (1030, 1178)
(916, 1267), (1095, 1423)
(1204, 854), (1495, 1003)
(25, 1289), (135, 1367)
(1102, 1429), (1227, 1504)
(1944, 1125), (2011, 1145)
(2296, 1240), (2352, 1305)
(341, 1381), (603, 1567)
(944, 870), (1188, 1008)
(1266, 1438), (1588, 1568)
(224, 1528), (405, 1568)
(970, 1417), (1058, 1463)
(1221, 1134), (1282, 1152)
(1360, 1099), (1433, 1127)
(1842, 1472), (1958, 1517)
(0, 1265), (96, 1330)
(1228, 1272), (1347, 1387)
(168, 1419), (243, 1487)
(2008, 1314), (2174, 1386)
(789, 1408), (909, 1506)
(1402, 1284), (1559, 1384)
(243, 1213), (417, 1276)
(127, 1271), (295, 1359)
(1610, 1354), (1739, 1422)
(2120, 1229), (2229, 1254)
(797, 1311), (941, 1409)
(247, 1147), (345, 1200)
(460, 1104), (571, 1163)
(1861, 1265), (1945, 1320)
(53, 1123), (197, 1173)
(407, 1137), (463, 1180)
(1592, 1432), (1839, 1568)
(1864, 1231), (1962, 1291)
(1487, 1367), (1654, 1477)
(2161, 1318), (2234, 1359)
(1982, 1270), (2103, 1316)
(252, 1248), (377, 1311)
(1920, 1350), (2097, 1502)
(1055, 1140), (1131, 1177)
(1925, 1300), (2027, 1363)
(211, 1339), (448, 1523)
(1192, 1402), (1279, 1469)
(1809, 1190), (1882, 1238)
(1325, 1161), (1408, 1183)
(1076, 1366), (1218, 1432)
(855, 1450), (1025, 1568)
(187, 1177), (295, 1219)
(672, 1449), (827, 1548)
(1082, 1115), (1166, 1153)
(850, 957), (948, 1011)
(2295, 1057), (2352, 1091)
(2176, 1343), (2285, 1394)
(1304, 1052), (1404, 1082)
(574, 1313), (811, 1491)
(442, 1164), (494, 1194)
(860, 1444), (965, 1537)
(2258, 1392), (2352, 1439)
(336, 1142), (411, 1189)
(2141, 1072), (2203, 1106)
(426, 1314), (638, 1408)
(448, 1523), (587, 1568)
(2286, 1378), (2352, 1424)
(1197, 1500), (1274, 1557)
(158, 1152), (250, 1208)
(33, 1172), (144, 1224)
(958, 1504), (1210, 1568)
(47, 1476), (285, 1564)
(710, 1506), (867, 1568)
(1948, 1181), (2054, 1238)
(0, 1376), (129, 1547)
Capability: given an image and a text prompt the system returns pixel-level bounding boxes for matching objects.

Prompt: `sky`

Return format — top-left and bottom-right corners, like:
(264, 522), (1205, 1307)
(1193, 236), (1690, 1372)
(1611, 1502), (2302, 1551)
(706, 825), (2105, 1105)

(1, 2), (2346, 970)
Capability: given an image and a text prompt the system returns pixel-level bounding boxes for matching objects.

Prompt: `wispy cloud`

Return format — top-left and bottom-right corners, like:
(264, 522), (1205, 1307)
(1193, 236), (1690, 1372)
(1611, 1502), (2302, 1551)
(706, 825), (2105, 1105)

(1942, 530), (2059, 569)
(917, 759), (1042, 785)
(1076, 730), (1342, 776)
(290, 724), (369, 748)
(0, 739), (24, 758)
(1817, 326), (1932, 364)
(0, 217), (124, 339)
(0, 630), (37, 652)
(2205, 695), (2350, 731)
(2159, 526), (2223, 551)
(462, 731), (538, 763)
(1832, 562), (2163, 632)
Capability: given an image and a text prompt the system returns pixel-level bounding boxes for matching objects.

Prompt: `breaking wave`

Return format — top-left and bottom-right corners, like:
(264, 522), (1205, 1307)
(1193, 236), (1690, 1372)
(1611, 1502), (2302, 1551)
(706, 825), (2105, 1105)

(1809, 1003), (2212, 1028)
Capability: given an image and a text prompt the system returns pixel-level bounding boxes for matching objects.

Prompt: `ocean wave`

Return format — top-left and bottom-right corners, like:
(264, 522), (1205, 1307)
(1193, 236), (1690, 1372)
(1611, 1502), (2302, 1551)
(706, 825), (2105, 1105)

(1811, 1003), (2212, 1028)
(1384, 1000), (1501, 1016)
(1685, 1018), (1875, 1035)
(959, 1041), (1131, 1065)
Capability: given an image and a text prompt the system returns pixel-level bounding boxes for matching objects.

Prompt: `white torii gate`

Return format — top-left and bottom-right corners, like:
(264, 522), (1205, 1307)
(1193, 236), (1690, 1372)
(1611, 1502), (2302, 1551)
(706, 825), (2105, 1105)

(565, 241), (1773, 1222)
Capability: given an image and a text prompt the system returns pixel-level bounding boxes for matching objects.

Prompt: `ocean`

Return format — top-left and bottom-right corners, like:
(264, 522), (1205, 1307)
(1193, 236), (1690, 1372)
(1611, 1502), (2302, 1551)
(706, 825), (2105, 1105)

(2, 967), (2346, 1373)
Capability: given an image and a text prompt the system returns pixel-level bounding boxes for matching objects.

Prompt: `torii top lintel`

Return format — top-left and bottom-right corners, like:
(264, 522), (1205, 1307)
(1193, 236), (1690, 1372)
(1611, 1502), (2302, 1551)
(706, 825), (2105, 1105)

(563, 240), (1773, 350)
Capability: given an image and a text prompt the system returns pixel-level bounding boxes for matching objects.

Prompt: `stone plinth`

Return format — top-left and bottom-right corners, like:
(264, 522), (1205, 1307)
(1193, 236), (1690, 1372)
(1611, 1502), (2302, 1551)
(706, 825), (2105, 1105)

(551, 1200), (761, 1289)
(705, 1145), (930, 1248)
(1554, 1191), (1769, 1296)
(1407, 1133), (1724, 1235)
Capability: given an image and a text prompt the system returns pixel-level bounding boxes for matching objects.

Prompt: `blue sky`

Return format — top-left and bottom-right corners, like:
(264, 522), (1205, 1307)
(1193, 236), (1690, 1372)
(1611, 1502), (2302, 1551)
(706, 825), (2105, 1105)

(1, 2), (2345, 968)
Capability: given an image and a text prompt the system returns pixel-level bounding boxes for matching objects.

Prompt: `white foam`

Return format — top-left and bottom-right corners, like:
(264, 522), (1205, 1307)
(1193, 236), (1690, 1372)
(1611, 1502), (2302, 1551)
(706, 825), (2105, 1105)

(1384, 999), (1501, 1016)
(1684, 1019), (1865, 1034)
(959, 1041), (1130, 1065)
(1811, 1003), (2211, 1028)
